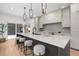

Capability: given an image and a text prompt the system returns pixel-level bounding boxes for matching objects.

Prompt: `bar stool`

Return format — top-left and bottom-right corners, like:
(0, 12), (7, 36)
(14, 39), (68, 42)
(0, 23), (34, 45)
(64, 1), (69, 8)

(23, 40), (33, 55)
(18, 37), (26, 51)
(15, 37), (21, 44)
(16, 37), (20, 40)
(33, 44), (45, 56)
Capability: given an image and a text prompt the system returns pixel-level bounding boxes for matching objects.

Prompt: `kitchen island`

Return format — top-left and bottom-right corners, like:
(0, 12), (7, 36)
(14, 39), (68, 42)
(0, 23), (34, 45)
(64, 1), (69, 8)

(17, 33), (70, 56)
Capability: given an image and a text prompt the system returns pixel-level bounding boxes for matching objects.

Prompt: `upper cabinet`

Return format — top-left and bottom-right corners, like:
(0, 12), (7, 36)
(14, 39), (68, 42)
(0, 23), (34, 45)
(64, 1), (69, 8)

(39, 10), (62, 28)
(44, 10), (61, 24)
(61, 6), (71, 27)
(39, 6), (71, 28)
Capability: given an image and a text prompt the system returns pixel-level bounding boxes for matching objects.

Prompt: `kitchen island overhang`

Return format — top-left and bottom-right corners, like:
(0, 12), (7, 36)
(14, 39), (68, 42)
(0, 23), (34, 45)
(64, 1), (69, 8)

(17, 33), (70, 56)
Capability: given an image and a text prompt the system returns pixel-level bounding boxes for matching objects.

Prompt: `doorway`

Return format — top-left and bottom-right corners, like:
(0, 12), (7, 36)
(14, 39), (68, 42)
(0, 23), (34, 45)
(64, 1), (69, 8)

(8, 23), (15, 35)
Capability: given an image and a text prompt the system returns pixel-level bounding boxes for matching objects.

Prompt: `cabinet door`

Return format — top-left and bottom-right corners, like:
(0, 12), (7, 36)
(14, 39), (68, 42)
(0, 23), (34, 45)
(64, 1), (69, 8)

(44, 10), (61, 24)
(62, 7), (70, 27)
(39, 10), (61, 28)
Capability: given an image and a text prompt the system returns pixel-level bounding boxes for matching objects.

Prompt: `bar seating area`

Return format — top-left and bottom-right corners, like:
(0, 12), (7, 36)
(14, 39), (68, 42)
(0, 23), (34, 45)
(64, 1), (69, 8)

(15, 36), (46, 56)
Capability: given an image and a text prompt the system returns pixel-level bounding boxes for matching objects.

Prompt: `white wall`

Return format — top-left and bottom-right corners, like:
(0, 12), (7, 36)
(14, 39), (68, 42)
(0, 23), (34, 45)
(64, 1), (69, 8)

(0, 13), (24, 24)
(0, 12), (26, 37)
(71, 4), (79, 50)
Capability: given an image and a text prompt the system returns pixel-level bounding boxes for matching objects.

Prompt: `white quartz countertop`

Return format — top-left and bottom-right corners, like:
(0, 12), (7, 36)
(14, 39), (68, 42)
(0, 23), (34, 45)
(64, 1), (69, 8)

(17, 33), (70, 49)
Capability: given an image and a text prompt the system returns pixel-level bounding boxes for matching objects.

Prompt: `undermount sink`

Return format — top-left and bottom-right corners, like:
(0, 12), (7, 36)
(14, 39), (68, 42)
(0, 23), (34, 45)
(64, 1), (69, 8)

(32, 32), (40, 35)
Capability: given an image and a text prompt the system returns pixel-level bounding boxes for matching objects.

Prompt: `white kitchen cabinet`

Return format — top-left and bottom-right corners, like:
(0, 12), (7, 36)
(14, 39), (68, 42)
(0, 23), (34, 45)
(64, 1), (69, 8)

(61, 7), (71, 27)
(39, 10), (61, 28)
(39, 7), (71, 28)
(44, 10), (61, 24)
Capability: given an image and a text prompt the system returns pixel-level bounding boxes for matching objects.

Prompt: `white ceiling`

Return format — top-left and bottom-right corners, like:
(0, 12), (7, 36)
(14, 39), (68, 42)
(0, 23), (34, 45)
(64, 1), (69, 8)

(0, 3), (71, 18)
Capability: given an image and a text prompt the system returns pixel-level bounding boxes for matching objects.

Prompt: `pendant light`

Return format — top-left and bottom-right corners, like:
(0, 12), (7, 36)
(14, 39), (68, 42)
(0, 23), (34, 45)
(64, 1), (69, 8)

(41, 3), (47, 14)
(23, 7), (27, 21)
(29, 3), (33, 18)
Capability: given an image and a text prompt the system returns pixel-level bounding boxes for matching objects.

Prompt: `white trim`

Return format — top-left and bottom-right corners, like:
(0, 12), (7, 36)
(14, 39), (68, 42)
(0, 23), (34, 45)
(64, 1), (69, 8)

(7, 35), (16, 39)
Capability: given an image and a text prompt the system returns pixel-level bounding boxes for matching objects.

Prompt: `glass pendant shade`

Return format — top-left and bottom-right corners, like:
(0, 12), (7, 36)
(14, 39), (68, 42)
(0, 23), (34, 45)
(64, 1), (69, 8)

(23, 13), (27, 21)
(41, 3), (47, 14)
(23, 7), (27, 21)
(29, 3), (33, 18)
(29, 9), (33, 18)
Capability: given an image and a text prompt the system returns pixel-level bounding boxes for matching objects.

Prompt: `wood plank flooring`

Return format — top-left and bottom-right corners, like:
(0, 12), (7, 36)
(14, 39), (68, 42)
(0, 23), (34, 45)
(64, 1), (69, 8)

(70, 49), (79, 56)
(0, 39), (79, 56)
(0, 39), (24, 56)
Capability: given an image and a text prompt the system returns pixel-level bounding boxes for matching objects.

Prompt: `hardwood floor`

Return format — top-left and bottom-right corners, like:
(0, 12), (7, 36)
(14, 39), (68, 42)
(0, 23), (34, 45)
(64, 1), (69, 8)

(70, 49), (79, 56)
(0, 39), (23, 56)
(0, 39), (79, 56)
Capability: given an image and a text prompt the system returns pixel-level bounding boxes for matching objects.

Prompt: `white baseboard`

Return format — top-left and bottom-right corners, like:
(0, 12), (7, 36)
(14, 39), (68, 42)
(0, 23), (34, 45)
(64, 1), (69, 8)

(7, 35), (16, 39)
